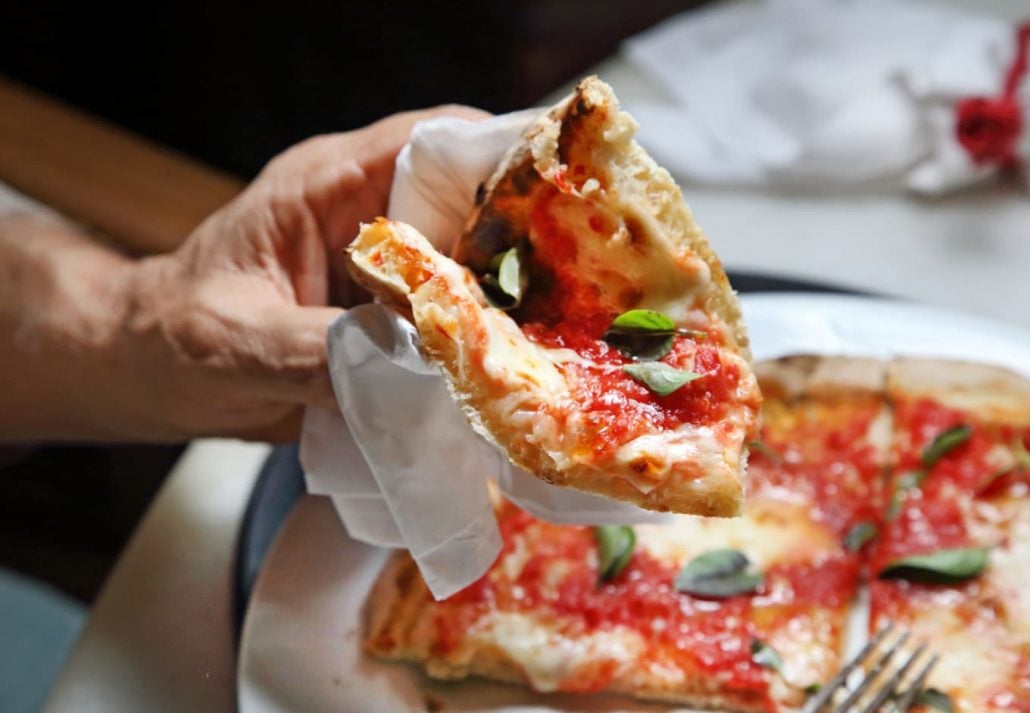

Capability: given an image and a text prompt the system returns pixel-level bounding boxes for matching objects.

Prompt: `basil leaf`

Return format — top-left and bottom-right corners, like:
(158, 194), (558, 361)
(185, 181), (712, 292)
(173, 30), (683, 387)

(885, 489), (905, 521)
(921, 424), (972, 469)
(803, 682), (822, 696)
(747, 440), (784, 465)
(1014, 435), (1030, 468)
(897, 470), (925, 489)
(844, 521), (878, 552)
(594, 525), (635, 582)
(916, 687), (954, 712)
(607, 309), (676, 333)
(750, 639), (783, 674)
(878, 546), (988, 583)
(496, 248), (526, 305)
(604, 310), (675, 360)
(603, 309), (706, 360)
(607, 332), (675, 361)
(885, 471), (923, 520)
(623, 363), (701, 396)
(676, 549), (764, 598)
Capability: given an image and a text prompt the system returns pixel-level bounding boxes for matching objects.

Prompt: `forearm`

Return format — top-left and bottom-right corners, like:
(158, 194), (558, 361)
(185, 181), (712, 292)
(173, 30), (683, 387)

(0, 213), (145, 441)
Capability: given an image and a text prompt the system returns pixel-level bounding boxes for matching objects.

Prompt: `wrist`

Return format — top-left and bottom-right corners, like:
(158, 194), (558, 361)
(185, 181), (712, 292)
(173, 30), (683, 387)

(0, 214), (148, 440)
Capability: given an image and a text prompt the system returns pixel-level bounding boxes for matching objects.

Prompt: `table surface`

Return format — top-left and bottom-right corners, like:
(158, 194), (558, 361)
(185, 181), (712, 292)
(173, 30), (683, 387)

(23, 3), (1030, 708)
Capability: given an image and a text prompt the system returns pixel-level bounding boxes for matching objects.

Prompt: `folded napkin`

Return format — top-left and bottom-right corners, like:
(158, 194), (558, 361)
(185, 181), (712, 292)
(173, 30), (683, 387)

(301, 112), (673, 600)
(621, 0), (1029, 194)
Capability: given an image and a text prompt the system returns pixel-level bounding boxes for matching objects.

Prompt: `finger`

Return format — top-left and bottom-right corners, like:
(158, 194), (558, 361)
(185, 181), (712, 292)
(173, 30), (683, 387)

(231, 407), (305, 444)
(253, 304), (343, 411)
(267, 104), (493, 239)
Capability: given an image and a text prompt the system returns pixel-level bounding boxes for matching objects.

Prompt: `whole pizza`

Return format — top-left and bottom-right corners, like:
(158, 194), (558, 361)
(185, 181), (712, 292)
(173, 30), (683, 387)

(365, 355), (1030, 712)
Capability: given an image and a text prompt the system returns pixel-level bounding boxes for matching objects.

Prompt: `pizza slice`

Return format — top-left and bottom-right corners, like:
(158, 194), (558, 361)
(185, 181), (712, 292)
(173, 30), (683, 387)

(347, 77), (760, 517)
(364, 357), (891, 712)
(870, 359), (1030, 712)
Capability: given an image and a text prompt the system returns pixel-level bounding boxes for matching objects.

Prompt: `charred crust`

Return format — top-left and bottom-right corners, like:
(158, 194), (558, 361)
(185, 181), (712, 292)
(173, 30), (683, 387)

(624, 215), (647, 247)
(508, 159), (537, 196)
(463, 215), (517, 272)
(474, 182), (486, 206)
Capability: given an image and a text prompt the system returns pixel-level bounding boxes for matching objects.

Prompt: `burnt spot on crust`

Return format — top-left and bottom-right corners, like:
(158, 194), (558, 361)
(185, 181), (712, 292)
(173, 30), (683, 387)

(474, 182), (487, 206)
(461, 215), (518, 273)
(623, 215), (648, 248)
(508, 159), (537, 196)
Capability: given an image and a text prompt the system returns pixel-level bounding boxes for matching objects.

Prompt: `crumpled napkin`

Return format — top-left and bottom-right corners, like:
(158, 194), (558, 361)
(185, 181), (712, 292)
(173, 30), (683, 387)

(621, 0), (1027, 194)
(301, 111), (673, 600)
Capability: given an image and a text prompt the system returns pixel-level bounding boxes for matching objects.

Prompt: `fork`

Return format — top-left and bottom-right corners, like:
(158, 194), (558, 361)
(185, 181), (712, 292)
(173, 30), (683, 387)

(802, 623), (940, 712)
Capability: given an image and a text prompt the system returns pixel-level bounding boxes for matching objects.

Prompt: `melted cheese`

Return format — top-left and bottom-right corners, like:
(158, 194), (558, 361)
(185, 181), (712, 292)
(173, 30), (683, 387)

(471, 612), (643, 692)
(614, 428), (726, 493)
(635, 499), (836, 570)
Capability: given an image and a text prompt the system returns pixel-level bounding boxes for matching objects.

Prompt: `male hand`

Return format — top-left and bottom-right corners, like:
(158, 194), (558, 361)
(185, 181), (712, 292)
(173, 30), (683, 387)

(0, 105), (486, 443)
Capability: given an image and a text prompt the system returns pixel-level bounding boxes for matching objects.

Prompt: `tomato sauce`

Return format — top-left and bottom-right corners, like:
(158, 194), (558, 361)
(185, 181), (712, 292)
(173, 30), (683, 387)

(435, 504), (860, 707)
(870, 398), (1000, 633)
(519, 311), (738, 458)
(502, 187), (743, 456)
(748, 402), (884, 538)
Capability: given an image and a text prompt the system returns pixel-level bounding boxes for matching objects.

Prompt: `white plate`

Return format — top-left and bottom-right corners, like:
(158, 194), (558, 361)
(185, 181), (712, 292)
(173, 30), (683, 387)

(238, 294), (1030, 713)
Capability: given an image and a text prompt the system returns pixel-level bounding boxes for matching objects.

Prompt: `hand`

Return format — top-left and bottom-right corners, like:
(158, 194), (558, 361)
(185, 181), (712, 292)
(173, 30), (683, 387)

(0, 105), (486, 443)
(125, 105), (489, 441)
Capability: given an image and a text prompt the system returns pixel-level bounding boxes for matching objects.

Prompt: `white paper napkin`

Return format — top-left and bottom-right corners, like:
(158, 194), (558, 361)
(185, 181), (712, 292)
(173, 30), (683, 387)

(621, 0), (1027, 194)
(301, 111), (673, 600)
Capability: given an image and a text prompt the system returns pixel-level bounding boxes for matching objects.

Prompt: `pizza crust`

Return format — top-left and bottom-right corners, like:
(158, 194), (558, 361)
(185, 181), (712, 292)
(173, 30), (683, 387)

(887, 357), (1030, 426)
(754, 354), (887, 402)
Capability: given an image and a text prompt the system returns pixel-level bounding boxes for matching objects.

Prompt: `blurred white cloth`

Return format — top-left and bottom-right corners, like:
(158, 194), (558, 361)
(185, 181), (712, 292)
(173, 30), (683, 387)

(621, 0), (1028, 194)
(300, 112), (673, 601)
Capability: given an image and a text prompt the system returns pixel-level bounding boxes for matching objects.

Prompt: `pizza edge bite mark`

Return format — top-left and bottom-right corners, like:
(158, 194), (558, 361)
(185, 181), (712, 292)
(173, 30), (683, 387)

(346, 76), (759, 517)
(363, 355), (896, 713)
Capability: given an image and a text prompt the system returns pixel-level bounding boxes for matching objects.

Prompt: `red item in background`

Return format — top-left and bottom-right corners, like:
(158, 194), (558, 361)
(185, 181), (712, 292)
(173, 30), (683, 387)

(955, 23), (1030, 166)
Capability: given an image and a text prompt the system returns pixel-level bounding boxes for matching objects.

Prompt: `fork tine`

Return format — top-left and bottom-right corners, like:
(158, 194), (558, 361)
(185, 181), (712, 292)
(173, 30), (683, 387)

(857, 643), (928, 713)
(832, 630), (911, 712)
(891, 652), (940, 712)
(802, 624), (895, 713)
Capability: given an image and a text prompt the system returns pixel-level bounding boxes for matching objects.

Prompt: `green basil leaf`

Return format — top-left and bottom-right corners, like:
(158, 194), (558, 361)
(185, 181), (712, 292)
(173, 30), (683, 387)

(885, 471), (923, 520)
(607, 309), (676, 333)
(803, 682), (822, 696)
(607, 332), (675, 361)
(885, 488), (905, 521)
(675, 549), (764, 598)
(747, 440), (784, 465)
(750, 639), (783, 674)
(921, 424), (972, 469)
(623, 362), (701, 396)
(604, 310), (676, 360)
(1014, 435), (1030, 468)
(897, 470), (925, 489)
(497, 248), (526, 305)
(844, 521), (878, 552)
(916, 687), (954, 712)
(878, 546), (988, 583)
(594, 525), (635, 582)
